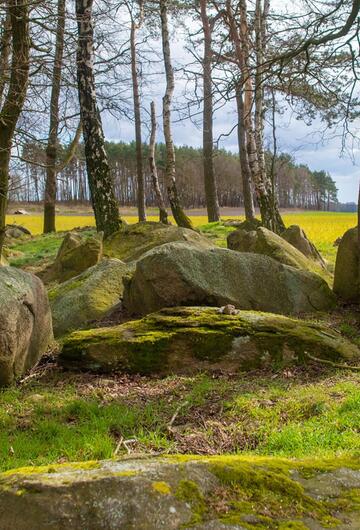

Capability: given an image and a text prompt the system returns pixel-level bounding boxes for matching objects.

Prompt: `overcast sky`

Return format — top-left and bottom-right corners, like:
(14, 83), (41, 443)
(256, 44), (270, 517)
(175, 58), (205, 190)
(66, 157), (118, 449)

(101, 8), (360, 205)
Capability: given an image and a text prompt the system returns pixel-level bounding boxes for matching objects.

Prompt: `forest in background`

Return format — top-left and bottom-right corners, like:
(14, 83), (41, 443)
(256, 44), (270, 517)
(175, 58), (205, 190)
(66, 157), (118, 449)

(13, 140), (339, 211)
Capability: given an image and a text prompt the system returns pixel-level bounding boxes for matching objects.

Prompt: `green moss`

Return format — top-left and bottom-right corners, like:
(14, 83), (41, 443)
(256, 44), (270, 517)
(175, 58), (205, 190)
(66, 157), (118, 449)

(207, 459), (341, 528)
(60, 307), (360, 375)
(1, 460), (101, 477)
(176, 479), (206, 525)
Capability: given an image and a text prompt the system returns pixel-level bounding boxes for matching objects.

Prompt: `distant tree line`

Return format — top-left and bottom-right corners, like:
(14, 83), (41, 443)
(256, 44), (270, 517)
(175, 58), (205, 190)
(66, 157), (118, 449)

(10, 141), (338, 211)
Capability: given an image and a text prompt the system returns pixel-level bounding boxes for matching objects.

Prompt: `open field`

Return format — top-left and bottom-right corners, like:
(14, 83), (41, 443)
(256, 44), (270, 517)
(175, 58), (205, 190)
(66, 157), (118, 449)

(5, 211), (357, 267)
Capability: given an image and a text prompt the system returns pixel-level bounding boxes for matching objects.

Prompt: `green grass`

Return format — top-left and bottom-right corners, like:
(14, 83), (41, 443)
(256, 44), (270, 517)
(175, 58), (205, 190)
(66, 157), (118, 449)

(1, 369), (360, 471)
(6, 229), (95, 268)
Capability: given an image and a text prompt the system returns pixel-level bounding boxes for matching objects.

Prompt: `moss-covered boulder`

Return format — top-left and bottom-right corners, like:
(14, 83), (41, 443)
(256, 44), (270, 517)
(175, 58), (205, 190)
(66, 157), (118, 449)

(49, 258), (134, 337)
(40, 232), (103, 284)
(103, 221), (214, 262)
(1, 455), (360, 529)
(59, 307), (358, 374)
(123, 242), (335, 317)
(227, 226), (329, 281)
(0, 267), (53, 386)
(333, 226), (359, 303)
(282, 224), (326, 267)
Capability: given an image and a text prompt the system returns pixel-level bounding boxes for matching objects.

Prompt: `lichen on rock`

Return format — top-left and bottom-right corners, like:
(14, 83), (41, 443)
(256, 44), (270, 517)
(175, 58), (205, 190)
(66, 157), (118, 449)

(59, 307), (360, 375)
(1, 455), (360, 529)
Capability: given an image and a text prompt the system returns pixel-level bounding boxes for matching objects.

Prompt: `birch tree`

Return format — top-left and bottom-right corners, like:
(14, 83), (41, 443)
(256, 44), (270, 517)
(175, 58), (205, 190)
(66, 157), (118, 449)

(149, 100), (168, 224)
(160, 0), (193, 229)
(75, 0), (122, 237)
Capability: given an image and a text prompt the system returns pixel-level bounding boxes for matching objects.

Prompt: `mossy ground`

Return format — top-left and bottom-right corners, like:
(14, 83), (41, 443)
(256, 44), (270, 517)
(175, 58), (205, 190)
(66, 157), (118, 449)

(1, 362), (360, 472)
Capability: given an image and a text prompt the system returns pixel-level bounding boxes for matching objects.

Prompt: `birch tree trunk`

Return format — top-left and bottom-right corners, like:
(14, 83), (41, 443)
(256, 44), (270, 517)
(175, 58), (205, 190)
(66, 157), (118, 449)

(0, 0), (30, 256)
(43, 0), (66, 234)
(200, 0), (220, 223)
(160, 0), (193, 229)
(149, 101), (168, 224)
(75, 0), (121, 237)
(254, 0), (285, 233)
(235, 84), (255, 220)
(129, 1), (146, 222)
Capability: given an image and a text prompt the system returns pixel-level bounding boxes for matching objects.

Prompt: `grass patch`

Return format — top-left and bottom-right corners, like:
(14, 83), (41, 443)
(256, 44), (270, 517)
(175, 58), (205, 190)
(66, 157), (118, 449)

(1, 367), (360, 471)
(6, 229), (96, 268)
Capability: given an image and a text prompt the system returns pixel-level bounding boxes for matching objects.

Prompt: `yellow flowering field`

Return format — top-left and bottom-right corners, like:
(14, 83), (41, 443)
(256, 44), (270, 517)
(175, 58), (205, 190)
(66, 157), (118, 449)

(6, 211), (356, 245)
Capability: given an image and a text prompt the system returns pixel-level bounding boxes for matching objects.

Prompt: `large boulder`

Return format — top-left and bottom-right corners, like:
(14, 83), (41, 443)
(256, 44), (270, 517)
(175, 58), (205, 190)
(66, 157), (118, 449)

(60, 307), (359, 374)
(1, 455), (360, 529)
(104, 221), (215, 262)
(0, 267), (53, 386)
(49, 258), (134, 337)
(227, 226), (329, 281)
(282, 224), (326, 267)
(333, 226), (359, 302)
(123, 243), (335, 317)
(40, 232), (103, 283)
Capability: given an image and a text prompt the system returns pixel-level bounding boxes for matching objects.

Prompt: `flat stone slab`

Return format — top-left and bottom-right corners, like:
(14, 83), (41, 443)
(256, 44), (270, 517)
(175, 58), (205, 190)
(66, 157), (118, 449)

(1, 455), (360, 529)
(60, 307), (360, 375)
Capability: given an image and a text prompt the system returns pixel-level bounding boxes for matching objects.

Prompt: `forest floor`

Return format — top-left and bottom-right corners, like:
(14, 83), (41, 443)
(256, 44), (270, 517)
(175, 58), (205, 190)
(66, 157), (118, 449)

(1, 213), (360, 472)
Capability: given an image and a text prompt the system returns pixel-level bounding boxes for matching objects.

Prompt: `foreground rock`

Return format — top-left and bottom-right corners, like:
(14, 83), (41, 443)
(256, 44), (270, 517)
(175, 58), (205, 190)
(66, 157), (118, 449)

(333, 226), (359, 303)
(282, 224), (326, 266)
(50, 259), (134, 337)
(40, 232), (103, 283)
(59, 307), (358, 374)
(1, 455), (360, 529)
(123, 243), (335, 316)
(0, 254), (8, 266)
(227, 226), (329, 281)
(104, 221), (214, 262)
(0, 267), (53, 386)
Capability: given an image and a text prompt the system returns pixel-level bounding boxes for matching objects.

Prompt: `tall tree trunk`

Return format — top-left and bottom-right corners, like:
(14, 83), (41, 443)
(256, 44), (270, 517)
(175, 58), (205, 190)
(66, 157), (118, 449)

(235, 84), (255, 220)
(254, 0), (284, 233)
(75, 0), (121, 237)
(0, 0), (30, 256)
(0, 11), (11, 106)
(129, 2), (146, 222)
(43, 0), (66, 234)
(160, 0), (193, 229)
(149, 101), (168, 224)
(200, 0), (220, 223)
(226, 0), (285, 233)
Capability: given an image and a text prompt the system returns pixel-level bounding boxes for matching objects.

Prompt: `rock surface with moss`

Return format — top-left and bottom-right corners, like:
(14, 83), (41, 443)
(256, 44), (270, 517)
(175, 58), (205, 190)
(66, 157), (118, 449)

(227, 226), (329, 281)
(333, 226), (359, 303)
(49, 258), (134, 337)
(0, 267), (53, 386)
(1, 455), (360, 529)
(123, 242), (335, 317)
(103, 221), (215, 262)
(59, 307), (359, 374)
(281, 224), (326, 267)
(40, 231), (103, 284)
